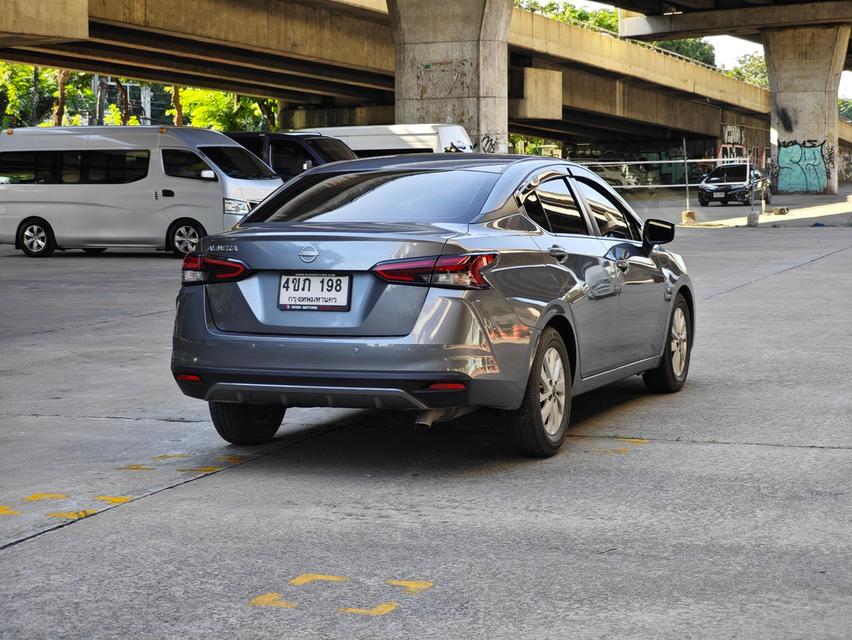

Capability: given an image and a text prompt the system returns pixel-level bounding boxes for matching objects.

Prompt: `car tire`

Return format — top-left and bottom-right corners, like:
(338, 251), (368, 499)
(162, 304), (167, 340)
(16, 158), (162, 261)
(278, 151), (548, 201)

(508, 327), (571, 458)
(83, 248), (107, 255)
(643, 294), (691, 393)
(765, 191), (772, 205)
(698, 198), (708, 207)
(209, 402), (285, 445)
(167, 220), (205, 257)
(19, 219), (56, 258)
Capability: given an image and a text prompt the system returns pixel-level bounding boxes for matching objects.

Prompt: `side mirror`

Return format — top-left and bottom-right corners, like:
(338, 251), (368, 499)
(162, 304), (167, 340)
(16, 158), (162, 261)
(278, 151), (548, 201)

(643, 218), (675, 247)
(200, 169), (217, 181)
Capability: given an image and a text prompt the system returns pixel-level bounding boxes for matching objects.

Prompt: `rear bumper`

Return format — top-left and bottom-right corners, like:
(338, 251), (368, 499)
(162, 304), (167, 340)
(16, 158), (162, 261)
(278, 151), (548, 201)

(171, 285), (531, 410)
(173, 368), (475, 409)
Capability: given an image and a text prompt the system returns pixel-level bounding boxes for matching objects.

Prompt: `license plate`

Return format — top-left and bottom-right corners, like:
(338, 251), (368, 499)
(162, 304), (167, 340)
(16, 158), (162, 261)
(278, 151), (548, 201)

(713, 192), (725, 199)
(278, 273), (351, 311)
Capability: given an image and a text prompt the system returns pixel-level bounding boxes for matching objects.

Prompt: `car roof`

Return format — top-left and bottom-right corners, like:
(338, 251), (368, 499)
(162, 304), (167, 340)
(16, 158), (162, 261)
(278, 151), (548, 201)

(308, 153), (573, 174)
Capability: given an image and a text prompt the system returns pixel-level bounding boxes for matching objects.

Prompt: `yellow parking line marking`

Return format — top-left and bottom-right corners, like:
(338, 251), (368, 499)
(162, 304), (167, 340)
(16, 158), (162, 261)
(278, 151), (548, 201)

(215, 455), (248, 464)
(47, 510), (98, 520)
(94, 496), (132, 504)
(338, 602), (398, 617)
(116, 464), (154, 471)
(249, 593), (297, 608)
(152, 453), (193, 460)
(177, 466), (223, 473)
(0, 505), (21, 516)
(385, 579), (433, 595)
(289, 573), (348, 587)
(24, 493), (68, 502)
(616, 437), (649, 445)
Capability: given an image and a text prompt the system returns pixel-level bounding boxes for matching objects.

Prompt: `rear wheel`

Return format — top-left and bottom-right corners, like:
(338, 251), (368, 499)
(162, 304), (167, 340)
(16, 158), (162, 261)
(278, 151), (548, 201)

(643, 294), (691, 393)
(83, 248), (107, 255)
(168, 220), (205, 256)
(508, 327), (571, 457)
(19, 219), (56, 257)
(209, 402), (285, 445)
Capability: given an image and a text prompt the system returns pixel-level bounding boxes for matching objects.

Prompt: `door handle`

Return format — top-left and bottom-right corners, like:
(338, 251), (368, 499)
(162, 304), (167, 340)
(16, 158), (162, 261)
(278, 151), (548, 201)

(549, 245), (569, 263)
(615, 259), (630, 273)
(162, 189), (175, 198)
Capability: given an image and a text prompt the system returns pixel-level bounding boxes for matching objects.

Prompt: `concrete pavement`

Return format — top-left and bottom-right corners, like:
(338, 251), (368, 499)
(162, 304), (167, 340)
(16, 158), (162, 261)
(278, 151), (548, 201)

(1, 227), (850, 639)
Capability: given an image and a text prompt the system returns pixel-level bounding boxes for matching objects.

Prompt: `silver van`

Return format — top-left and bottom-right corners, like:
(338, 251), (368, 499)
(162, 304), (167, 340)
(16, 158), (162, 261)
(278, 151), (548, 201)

(0, 126), (283, 257)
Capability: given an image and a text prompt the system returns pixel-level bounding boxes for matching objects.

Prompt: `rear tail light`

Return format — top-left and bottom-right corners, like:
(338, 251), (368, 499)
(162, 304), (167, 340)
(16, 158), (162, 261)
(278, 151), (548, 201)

(174, 373), (203, 383)
(427, 382), (466, 391)
(181, 253), (252, 285)
(371, 253), (498, 289)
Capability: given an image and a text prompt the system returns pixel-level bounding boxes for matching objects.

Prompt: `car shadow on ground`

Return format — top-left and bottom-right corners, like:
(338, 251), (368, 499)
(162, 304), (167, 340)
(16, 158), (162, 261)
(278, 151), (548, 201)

(248, 377), (654, 475)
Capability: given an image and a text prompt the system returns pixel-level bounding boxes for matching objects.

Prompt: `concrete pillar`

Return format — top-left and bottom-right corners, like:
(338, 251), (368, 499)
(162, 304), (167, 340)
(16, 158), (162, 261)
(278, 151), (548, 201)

(387, 0), (512, 153)
(762, 24), (851, 194)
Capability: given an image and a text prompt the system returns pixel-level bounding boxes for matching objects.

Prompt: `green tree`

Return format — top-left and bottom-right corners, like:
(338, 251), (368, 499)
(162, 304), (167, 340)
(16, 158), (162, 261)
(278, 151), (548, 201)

(166, 88), (267, 130)
(0, 61), (57, 127)
(839, 97), (852, 121)
(653, 39), (715, 66)
(727, 52), (768, 89)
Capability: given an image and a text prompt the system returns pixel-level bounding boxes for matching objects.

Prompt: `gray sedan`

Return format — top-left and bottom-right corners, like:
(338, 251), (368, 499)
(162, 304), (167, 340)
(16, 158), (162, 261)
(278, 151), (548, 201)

(172, 155), (694, 457)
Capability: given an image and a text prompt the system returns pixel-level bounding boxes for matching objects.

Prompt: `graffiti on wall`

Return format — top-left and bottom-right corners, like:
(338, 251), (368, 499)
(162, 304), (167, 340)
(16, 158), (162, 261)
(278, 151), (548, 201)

(839, 147), (852, 183)
(777, 140), (829, 193)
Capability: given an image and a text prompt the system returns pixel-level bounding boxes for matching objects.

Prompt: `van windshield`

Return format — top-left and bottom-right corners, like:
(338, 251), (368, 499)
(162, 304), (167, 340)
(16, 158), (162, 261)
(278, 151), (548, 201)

(198, 146), (278, 180)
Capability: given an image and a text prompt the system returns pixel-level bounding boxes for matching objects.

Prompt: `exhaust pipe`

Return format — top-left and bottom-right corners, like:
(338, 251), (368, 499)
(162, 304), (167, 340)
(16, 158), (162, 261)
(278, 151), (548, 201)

(414, 407), (476, 428)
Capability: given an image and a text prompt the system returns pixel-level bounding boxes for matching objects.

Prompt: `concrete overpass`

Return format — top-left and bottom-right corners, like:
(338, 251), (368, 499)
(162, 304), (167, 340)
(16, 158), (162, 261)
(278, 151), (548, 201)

(616, 0), (851, 193)
(1, 0), (849, 186)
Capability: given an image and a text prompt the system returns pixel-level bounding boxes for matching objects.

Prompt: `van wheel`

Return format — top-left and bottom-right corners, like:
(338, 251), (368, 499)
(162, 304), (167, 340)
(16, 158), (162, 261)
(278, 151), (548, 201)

(209, 402), (285, 445)
(19, 219), (56, 257)
(83, 248), (107, 255)
(167, 220), (205, 256)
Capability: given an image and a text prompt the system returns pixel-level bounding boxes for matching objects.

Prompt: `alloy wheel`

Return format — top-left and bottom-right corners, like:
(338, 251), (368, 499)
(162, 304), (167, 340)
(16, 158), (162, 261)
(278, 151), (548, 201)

(23, 224), (47, 253)
(174, 225), (199, 254)
(671, 307), (689, 377)
(539, 347), (566, 436)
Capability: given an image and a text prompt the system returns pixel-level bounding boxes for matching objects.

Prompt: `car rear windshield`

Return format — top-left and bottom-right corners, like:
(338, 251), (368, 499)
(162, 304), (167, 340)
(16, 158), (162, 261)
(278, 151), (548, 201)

(198, 146), (278, 180)
(305, 138), (357, 162)
(706, 165), (747, 183)
(242, 170), (499, 224)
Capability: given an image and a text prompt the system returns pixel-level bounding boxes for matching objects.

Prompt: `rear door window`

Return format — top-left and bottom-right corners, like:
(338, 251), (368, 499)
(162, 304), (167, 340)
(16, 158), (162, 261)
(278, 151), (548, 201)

(243, 169), (498, 224)
(537, 178), (588, 235)
(162, 149), (212, 180)
(0, 151), (56, 184)
(305, 138), (357, 162)
(87, 150), (149, 184)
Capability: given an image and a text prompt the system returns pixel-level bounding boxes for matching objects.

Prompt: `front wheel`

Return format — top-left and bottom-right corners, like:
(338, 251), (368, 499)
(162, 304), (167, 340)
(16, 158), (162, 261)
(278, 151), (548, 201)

(168, 220), (205, 256)
(698, 198), (708, 207)
(507, 327), (572, 457)
(209, 402), (285, 445)
(643, 294), (692, 393)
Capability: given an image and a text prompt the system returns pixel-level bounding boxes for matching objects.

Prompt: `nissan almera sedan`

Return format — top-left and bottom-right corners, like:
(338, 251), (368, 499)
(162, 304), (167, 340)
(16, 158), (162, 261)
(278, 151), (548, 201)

(172, 155), (694, 457)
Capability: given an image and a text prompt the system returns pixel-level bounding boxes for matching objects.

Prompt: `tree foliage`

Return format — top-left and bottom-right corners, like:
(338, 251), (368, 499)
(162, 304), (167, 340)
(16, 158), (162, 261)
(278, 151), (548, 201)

(726, 52), (769, 89)
(838, 97), (852, 122)
(653, 39), (715, 66)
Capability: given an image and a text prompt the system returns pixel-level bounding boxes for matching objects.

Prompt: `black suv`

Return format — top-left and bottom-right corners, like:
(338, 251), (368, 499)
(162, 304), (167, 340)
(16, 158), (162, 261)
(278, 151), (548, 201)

(225, 132), (356, 181)
(698, 163), (771, 206)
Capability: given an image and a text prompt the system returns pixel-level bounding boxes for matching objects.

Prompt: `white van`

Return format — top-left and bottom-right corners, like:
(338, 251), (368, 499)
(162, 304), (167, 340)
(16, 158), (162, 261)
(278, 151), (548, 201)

(0, 126), (283, 257)
(295, 123), (473, 157)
